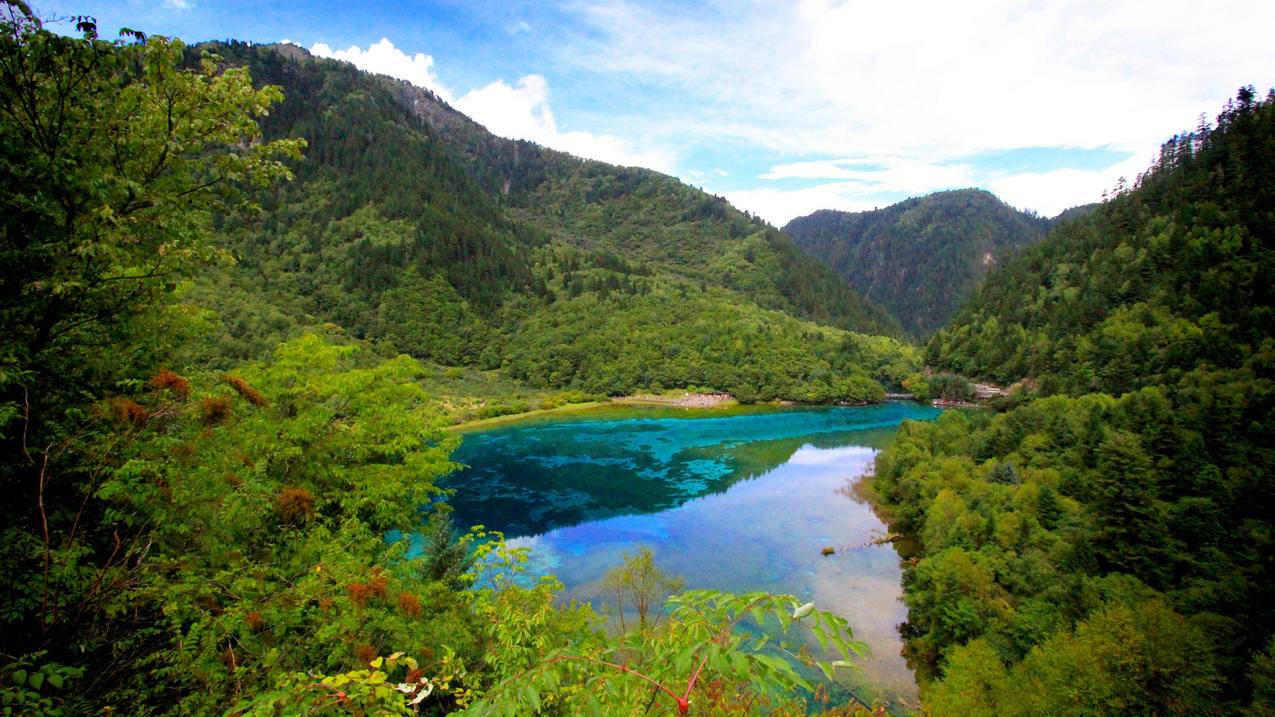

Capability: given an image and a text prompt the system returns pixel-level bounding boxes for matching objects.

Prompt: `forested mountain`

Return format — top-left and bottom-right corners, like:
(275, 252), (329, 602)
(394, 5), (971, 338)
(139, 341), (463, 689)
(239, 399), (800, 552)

(926, 92), (1274, 393)
(868, 88), (1275, 714)
(784, 189), (1050, 337)
(198, 41), (899, 361)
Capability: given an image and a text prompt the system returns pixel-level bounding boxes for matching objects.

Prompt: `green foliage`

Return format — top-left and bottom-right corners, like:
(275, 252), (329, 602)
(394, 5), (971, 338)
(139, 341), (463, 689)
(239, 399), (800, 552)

(1247, 638), (1275, 717)
(0, 15), (301, 416)
(601, 547), (685, 631)
(500, 284), (913, 401)
(785, 189), (1050, 338)
(869, 91), (1275, 713)
(420, 508), (478, 590)
(0, 654), (82, 717)
(88, 337), (467, 711)
(499, 153), (901, 336)
(927, 601), (1223, 716)
(462, 589), (865, 717)
(874, 378), (1272, 704)
(375, 268), (489, 365)
(238, 652), (435, 716)
(0, 10), (301, 712)
(927, 89), (1275, 392)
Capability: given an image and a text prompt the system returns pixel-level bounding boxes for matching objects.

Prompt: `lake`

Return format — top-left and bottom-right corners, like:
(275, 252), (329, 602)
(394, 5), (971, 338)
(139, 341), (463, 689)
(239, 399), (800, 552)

(440, 401), (942, 709)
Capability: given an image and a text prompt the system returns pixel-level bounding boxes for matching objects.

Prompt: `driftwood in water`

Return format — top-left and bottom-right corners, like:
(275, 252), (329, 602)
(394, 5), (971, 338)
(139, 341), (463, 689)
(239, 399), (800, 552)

(819, 532), (903, 556)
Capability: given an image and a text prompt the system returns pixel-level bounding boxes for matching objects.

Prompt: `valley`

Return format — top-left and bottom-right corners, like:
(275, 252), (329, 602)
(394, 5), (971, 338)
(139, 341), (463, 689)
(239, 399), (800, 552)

(1, 5), (1271, 716)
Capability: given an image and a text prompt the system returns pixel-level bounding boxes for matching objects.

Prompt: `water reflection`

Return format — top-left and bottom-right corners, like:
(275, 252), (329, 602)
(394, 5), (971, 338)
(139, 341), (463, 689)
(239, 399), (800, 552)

(441, 403), (941, 708)
(443, 403), (936, 537)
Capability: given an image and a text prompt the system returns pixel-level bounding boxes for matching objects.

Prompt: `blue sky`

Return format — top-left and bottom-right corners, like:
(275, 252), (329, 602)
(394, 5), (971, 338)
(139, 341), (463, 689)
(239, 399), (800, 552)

(45, 0), (1275, 224)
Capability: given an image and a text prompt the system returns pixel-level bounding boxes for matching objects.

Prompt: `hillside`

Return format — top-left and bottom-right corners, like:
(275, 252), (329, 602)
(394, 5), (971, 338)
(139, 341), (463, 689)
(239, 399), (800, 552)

(868, 88), (1275, 715)
(784, 189), (1050, 337)
(926, 89), (1275, 394)
(202, 41), (900, 354)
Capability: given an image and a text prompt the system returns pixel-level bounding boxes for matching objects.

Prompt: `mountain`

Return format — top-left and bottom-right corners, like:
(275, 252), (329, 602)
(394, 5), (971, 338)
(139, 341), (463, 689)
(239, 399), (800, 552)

(783, 189), (1050, 338)
(222, 42), (896, 333)
(869, 87), (1275, 715)
(179, 41), (910, 401)
(927, 88), (1275, 394)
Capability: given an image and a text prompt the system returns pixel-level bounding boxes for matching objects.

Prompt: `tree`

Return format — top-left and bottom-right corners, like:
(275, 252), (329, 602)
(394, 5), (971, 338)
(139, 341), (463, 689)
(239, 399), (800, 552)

(1090, 430), (1171, 585)
(0, 4), (301, 703)
(602, 546), (685, 631)
(420, 506), (477, 590)
(0, 5), (302, 410)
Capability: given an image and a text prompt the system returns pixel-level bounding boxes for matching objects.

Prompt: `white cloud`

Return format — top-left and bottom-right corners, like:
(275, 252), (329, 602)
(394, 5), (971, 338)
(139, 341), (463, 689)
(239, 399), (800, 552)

(786, 444), (874, 466)
(310, 38), (454, 103)
(763, 156), (976, 194)
(307, 37), (673, 172)
(725, 184), (885, 227)
(987, 151), (1152, 216)
(163, 0), (193, 9)
(455, 75), (675, 171)
(731, 149), (1155, 225)
(563, 0), (1275, 219)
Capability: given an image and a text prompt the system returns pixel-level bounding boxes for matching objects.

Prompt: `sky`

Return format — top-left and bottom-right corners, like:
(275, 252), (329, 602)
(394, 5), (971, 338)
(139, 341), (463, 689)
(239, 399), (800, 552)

(44, 0), (1275, 225)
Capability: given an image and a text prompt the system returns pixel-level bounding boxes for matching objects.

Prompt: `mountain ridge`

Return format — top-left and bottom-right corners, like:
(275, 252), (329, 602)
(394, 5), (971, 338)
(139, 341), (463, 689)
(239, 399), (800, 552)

(784, 188), (1051, 337)
(223, 41), (902, 339)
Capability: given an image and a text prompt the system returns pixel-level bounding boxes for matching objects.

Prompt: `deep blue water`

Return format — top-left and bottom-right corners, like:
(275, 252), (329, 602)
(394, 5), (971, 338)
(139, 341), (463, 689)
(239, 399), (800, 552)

(440, 402), (941, 707)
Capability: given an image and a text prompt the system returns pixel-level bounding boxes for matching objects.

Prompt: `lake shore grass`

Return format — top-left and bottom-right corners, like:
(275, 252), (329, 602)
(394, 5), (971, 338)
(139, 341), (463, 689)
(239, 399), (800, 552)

(448, 391), (931, 433)
(449, 400), (611, 432)
(449, 392), (762, 432)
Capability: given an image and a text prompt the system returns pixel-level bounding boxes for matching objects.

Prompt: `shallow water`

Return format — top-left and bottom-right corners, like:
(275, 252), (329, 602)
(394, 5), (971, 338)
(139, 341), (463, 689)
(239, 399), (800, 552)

(441, 402), (941, 708)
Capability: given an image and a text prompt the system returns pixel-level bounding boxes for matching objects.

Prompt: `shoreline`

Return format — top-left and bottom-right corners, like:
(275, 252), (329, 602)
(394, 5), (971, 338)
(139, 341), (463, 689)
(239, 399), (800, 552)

(448, 401), (610, 432)
(449, 393), (744, 432)
(449, 391), (937, 433)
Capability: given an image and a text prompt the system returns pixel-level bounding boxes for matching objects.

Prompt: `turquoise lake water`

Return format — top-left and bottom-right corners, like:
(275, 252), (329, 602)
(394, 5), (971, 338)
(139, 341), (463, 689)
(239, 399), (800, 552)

(441, 401), (942, 708)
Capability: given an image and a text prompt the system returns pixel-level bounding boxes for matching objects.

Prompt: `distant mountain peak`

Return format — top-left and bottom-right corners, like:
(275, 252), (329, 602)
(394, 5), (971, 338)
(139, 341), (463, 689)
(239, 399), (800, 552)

(783, 189), (1051, 338)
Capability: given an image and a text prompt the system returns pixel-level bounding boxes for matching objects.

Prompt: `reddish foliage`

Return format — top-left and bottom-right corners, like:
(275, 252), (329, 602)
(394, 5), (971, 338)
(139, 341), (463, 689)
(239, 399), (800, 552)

(397, 592), (422, 618)
(148, 369), (191, 398)
(245, 611), (266, 632)
(105, 397), (149, 425)
(172, 442), (197, 460)
(355, 643), (377, 665)
(405, 667), (424, 684)
(225, 473), (243, 488)
(223, 374), (266, 407)
(347, 582), (371, 608)
(318, 597), (334, 613)
(276, 486), (315, 524)
(367, 569), (389, 599)
(200, 396), (232, 425)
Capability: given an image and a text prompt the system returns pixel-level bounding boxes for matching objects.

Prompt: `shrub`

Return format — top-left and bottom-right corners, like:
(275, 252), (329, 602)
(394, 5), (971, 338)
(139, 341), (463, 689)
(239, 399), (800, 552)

(148, 369), (191, 398)
(276, 486), (315, 524)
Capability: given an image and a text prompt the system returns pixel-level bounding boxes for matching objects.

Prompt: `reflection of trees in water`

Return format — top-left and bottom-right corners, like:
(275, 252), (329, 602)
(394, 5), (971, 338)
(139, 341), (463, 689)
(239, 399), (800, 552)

(444, 410), (935, 538)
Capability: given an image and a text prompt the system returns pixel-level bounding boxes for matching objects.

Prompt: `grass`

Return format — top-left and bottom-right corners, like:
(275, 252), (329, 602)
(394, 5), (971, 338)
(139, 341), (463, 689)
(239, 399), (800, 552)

(448, 400), (611, 432)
